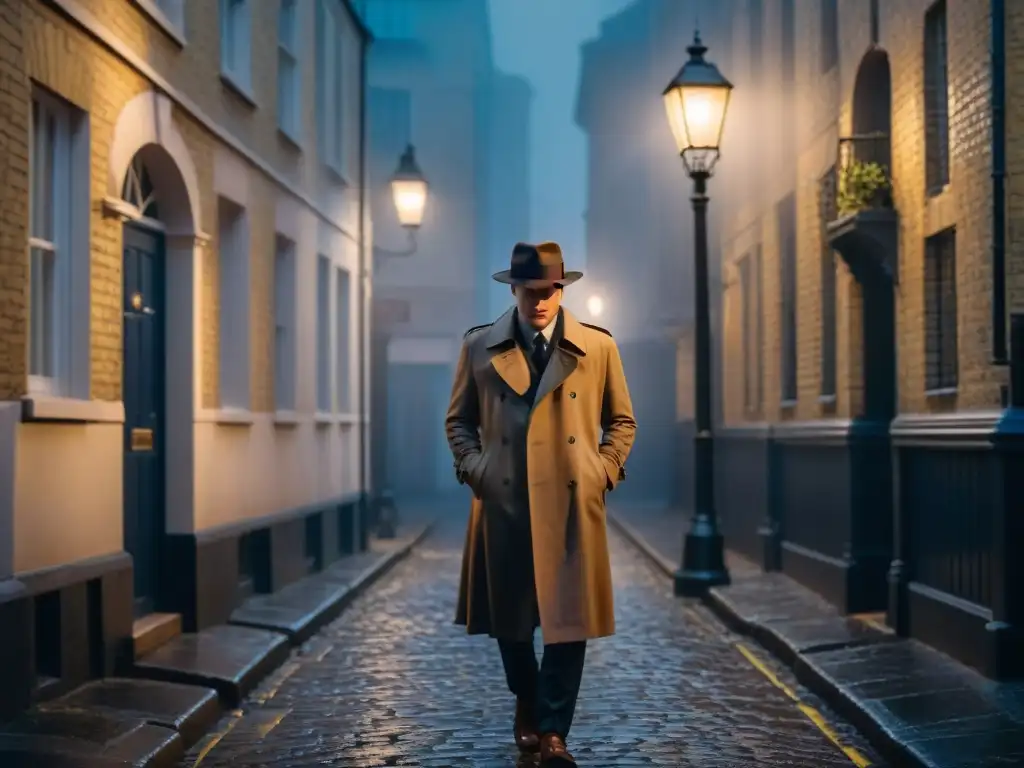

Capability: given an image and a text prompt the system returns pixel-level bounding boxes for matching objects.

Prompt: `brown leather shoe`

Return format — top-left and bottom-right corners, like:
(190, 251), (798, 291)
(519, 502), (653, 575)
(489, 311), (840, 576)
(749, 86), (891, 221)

(513, 698), (539, 752)
(540, 733), (576, 765)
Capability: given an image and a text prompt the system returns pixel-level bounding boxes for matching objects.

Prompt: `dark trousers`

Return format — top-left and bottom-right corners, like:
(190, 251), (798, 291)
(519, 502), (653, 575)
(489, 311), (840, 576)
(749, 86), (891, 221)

(498, 636), (587, 739)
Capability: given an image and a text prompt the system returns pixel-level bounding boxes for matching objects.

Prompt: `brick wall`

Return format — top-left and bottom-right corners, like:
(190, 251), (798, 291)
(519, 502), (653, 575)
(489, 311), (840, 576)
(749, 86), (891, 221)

(0, 0), (29, 399)
(3, 0), (361, 410)
(715, 0), (1016, 425)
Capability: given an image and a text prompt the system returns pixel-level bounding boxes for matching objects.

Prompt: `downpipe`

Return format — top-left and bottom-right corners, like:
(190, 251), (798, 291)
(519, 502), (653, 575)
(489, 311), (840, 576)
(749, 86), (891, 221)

(357, 20), (371, 546)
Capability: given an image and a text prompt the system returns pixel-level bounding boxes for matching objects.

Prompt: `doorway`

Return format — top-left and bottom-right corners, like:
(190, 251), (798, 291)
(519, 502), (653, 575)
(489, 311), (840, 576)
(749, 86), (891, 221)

(122, 219), (166, 617)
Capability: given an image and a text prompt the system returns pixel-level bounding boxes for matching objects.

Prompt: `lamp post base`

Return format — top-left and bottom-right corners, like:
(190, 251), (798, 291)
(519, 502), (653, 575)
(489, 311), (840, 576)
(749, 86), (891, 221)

(372, 489), (399, 540)
(674, 523), (730, 597)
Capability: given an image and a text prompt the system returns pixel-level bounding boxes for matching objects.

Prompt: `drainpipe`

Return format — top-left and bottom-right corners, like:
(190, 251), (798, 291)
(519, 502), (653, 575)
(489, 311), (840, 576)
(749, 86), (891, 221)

(357, 21), (371, 538)
(992, 0), (1007, 365)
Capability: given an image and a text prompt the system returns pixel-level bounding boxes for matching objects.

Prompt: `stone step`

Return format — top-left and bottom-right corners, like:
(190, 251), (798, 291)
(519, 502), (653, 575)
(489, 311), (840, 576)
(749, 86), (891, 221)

(40, 678), (220, 751)
(133, 613), (182, 660)
(133, 624), (290, 709)
(0, 708), (182, 768)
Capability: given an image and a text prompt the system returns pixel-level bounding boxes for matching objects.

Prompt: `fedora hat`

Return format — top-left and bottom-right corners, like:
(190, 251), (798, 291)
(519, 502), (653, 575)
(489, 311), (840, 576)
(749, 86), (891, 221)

(492, 241), (583, 287)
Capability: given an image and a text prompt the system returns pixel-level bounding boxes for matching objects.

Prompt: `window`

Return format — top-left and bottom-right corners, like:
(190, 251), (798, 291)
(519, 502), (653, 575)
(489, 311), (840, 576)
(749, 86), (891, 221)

(820, 0), (838, 72)
(739, 247), (763, 415)
(925, 228), (958, 392)
(924, 0), (949, 194)
(273, 236), (296, 411)
(217, 197), (250, 408)
(778, 193), (798, 404)
(277, 0), (300, 138)
(316, 255), (331, 412)
(315, 0), (345, 174)
(335, 267), (351, 412)
(220, 0), (252, 91)
(819, 166), (838, 399)
(28, 89), (86, 396)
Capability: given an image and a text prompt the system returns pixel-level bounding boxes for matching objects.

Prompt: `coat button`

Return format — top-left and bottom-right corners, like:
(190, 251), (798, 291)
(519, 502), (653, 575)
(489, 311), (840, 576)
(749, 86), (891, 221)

(567, 479), (576, 489)
(503, 478), (510, 486)
(567, 436), (576, 444)
(569, 391), (577, 399)
(500, 392), (506, 401)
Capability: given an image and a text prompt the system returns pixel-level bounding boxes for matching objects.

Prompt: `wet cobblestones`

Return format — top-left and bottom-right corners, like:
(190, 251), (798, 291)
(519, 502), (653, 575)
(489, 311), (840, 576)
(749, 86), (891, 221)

(184, 515), (886, 767)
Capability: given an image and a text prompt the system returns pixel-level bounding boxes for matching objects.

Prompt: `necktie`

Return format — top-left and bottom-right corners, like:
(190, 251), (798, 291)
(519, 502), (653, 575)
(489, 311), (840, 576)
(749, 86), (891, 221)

(531, 333), (548, 375)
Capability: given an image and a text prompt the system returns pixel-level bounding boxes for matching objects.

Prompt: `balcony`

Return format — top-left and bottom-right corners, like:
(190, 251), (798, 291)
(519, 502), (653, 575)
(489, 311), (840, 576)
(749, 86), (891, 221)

(826, 132), (899, 283)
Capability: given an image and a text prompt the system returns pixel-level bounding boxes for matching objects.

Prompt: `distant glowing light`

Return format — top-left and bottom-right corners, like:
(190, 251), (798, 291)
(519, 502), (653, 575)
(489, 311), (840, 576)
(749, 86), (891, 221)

(586, 295), (604, 318)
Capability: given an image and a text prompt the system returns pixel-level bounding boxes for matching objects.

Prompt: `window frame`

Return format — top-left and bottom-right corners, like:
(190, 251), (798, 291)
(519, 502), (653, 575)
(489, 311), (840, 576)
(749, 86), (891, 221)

(334, 266), (351, 413)
(28, 88), (86, 398)
(315, 0), (346, 177)
(273, 235), (297, 412)
(277, 0), (301, 140)
(924, 227), (958, 393)
(217, 197), (252, 410)
(316, 254), (332, 413)
(219, 0), (253, 93)
(819, 165), (838, 400)
(923, 0), (950, 195)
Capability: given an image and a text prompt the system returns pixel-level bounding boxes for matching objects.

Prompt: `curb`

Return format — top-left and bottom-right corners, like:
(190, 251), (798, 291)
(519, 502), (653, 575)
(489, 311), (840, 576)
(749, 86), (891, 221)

(156, 521), (435, 767)
(607, 511), (931, 768)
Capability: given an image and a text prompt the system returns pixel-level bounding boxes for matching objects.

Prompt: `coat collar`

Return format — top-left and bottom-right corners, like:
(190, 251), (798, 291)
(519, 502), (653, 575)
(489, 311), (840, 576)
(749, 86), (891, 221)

(485, 307), (589, 356)
(485, 307), (587, 401)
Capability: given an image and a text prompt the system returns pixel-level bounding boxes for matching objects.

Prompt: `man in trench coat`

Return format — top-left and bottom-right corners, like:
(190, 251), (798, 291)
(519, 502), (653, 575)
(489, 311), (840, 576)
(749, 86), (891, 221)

(445, 241), (637, 765)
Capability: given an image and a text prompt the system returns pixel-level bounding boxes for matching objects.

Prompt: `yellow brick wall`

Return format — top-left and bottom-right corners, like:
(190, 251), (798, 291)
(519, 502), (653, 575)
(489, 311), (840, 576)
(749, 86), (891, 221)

(0, 0), (29, 400)
(3, 0), (350, 410)
(716, 0), (1014, 426)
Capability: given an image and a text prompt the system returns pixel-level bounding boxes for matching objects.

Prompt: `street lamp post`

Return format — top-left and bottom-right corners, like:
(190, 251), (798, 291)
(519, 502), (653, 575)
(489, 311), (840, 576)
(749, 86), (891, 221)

(662, 32), (734, 596)
(371, 145), (428, 539)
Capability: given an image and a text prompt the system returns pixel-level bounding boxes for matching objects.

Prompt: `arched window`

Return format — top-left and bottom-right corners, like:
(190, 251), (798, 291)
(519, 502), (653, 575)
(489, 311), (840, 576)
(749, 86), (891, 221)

(121, 155), (160, 221)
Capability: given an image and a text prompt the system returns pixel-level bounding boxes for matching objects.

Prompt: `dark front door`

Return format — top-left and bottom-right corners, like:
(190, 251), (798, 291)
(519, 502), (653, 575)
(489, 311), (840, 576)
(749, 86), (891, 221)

(122, 223), (165, 617)
(387, 362), (457, 498)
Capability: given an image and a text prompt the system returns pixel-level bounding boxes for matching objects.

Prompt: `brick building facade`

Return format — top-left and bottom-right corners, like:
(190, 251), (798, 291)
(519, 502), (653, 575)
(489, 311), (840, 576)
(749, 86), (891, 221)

(0, 0), (372, 718)
(712, 0), (1024, 678)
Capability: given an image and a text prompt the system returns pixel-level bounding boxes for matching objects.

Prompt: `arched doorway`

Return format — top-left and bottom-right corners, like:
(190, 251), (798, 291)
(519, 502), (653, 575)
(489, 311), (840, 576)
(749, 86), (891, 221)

(108, 91), (202, 618)
(847, 46), (896, 422)
(120, 152), (167, 616)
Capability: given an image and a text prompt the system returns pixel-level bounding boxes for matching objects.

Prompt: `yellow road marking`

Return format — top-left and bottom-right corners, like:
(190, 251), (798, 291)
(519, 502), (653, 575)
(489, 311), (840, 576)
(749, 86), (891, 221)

(191, 710), (243, 767)
(254, 709), (289, 738)
(735, 643), (872, 767)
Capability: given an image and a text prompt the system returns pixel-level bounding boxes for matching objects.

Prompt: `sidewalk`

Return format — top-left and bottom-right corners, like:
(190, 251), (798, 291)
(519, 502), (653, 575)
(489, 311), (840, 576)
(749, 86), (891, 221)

(609, 503), (1024, 768)
(0, 506), (438, 768)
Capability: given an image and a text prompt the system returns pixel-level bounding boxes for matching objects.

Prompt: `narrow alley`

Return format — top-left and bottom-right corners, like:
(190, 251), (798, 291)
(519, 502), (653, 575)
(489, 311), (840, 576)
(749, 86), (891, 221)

(182, 517), (884, 767)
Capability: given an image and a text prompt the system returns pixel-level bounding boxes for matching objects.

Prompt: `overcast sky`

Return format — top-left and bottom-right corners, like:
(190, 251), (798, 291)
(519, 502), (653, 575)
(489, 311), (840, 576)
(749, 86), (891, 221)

(487, 0), (635, 268)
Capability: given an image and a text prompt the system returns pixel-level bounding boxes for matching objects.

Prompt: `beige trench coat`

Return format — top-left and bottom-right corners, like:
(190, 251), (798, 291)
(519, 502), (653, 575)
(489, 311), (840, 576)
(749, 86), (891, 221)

(445, 307), (636, 645)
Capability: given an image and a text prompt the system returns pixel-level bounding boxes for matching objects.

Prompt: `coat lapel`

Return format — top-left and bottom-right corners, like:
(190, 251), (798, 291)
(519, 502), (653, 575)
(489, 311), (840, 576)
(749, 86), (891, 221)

(532, 309), (588, 408)
(485, 308), (531, 396)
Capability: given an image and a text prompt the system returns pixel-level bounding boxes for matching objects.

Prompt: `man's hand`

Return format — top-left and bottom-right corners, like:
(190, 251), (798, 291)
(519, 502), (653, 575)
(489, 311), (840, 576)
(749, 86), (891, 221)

(446, 338), (483, 485)
(599, 340), (637, 492)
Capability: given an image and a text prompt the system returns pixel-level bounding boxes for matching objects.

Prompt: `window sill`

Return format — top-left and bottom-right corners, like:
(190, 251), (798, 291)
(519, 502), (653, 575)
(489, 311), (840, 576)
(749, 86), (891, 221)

(323, 161), (351, 188)
(21, 396), (125, 424)
(314, 411), (335, 427)
(197, 408), (255, 426)
(925, 386), (958, 399)
(818, 394), (836, 405)
(273, 409), (303, 427)
(130, 0), (186, 47)
(780, 399), (798, 410)
(337, 412), (361, 425)
(220, 71), (257, 108)
(278, 126), (303, 152)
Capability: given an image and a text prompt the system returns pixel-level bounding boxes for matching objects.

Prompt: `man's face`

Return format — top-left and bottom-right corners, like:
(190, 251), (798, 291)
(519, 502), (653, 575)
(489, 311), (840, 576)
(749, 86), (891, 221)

(513, 283), (563, 330)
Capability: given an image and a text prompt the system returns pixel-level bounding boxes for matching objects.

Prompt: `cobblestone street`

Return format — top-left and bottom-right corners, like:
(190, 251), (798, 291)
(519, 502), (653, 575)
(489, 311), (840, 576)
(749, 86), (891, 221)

(183, 514), (885, 767)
